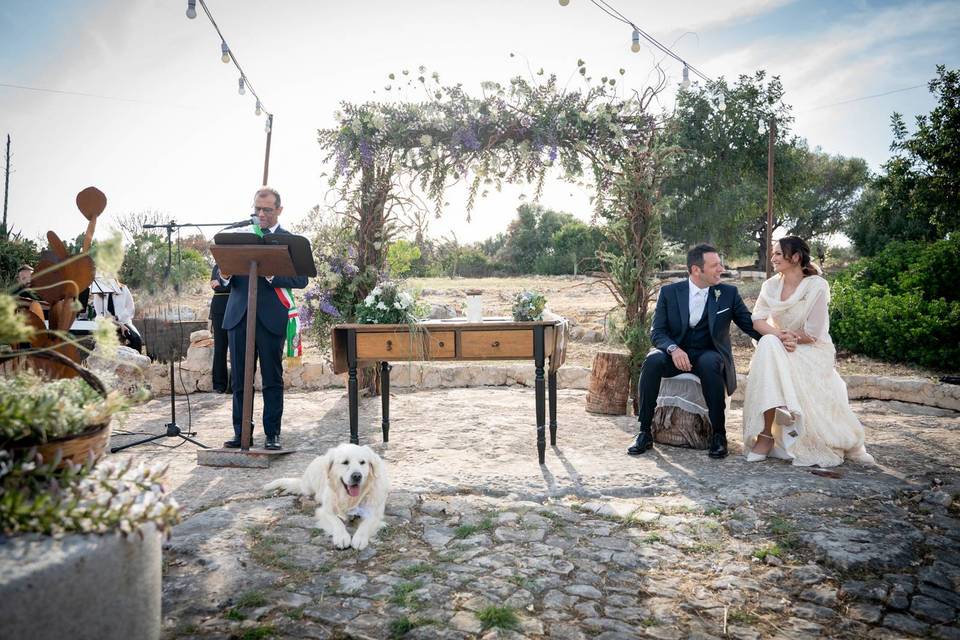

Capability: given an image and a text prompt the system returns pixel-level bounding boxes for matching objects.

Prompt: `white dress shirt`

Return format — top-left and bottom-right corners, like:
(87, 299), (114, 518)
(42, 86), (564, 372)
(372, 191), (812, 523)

(688, 278), (710, 327)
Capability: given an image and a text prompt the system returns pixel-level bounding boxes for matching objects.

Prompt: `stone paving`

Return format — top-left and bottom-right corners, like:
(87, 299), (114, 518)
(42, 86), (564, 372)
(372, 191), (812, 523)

(111, 385), (960, 639)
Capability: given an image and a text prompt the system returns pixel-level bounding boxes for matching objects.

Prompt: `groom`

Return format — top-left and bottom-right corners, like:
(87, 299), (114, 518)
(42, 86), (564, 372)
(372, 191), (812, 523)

(628, 244), (763, 459)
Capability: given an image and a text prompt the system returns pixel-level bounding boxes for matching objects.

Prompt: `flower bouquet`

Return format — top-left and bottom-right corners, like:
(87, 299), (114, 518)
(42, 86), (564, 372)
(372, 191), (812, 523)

(355, 281), (426, 325)
(512, 290), (547, 321)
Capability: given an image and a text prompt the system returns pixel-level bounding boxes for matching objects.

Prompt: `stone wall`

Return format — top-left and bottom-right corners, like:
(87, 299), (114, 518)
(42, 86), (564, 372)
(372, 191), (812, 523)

(142, 331), (959, 412)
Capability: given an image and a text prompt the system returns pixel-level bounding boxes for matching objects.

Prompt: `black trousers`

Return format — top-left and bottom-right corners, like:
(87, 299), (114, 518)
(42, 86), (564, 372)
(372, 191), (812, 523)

(210, 312), (230, 393)
(636, 348), (727, 436)
(227, 319), (285, 439)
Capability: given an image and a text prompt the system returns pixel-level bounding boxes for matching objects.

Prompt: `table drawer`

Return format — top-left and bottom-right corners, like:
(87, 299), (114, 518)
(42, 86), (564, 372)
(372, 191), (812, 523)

(356, 332), (424, 360)
(355, 330), (455, 360)
(426, 331), (455, 359)
(461, 330), (532, 359)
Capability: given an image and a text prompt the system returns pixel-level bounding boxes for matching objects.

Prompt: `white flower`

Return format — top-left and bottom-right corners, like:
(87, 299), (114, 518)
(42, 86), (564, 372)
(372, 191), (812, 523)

(393, 301), (402, 309)
(376, 301), (387, 310)
(364, 294), (375, 305)
(419, 134), (433, 146)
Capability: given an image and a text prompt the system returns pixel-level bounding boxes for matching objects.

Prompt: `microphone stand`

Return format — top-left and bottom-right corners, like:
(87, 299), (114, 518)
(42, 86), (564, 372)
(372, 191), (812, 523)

(112, 218), (238, 454)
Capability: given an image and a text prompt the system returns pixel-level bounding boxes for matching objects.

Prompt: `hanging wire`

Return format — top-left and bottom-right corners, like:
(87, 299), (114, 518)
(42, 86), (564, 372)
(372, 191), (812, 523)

(193, 0), (272, 118)
(584, 0), (713, 83)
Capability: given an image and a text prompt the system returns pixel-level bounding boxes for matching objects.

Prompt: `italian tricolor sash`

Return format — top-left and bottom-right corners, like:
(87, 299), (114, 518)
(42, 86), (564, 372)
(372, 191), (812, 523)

(253, 222), (302, 358)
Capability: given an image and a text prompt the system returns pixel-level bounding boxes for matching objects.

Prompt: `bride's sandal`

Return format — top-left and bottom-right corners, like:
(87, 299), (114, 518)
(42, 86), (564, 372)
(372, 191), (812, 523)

(747, 433), (775, 462)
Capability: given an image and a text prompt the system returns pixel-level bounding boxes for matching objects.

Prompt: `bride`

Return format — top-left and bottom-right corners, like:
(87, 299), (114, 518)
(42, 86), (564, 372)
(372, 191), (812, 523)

(743, 236), (875, 467)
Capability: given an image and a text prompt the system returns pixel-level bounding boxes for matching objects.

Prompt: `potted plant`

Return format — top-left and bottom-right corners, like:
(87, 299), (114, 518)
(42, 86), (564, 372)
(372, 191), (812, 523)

(0, 289), (180, 640)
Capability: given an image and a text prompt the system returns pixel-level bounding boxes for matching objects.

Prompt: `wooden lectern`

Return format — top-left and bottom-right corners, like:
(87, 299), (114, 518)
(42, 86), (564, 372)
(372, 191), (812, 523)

(207, 240), (313, 464)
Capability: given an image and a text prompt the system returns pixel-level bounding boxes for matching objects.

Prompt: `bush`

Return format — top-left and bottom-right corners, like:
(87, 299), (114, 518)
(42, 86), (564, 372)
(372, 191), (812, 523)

(830, 237), (960, 368)
(119, 234), (208, 293)
(0, 235), (40, 288)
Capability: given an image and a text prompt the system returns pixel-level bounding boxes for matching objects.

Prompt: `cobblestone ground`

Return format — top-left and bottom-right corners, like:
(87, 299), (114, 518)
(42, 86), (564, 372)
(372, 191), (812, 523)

(114, 388), (960, 639)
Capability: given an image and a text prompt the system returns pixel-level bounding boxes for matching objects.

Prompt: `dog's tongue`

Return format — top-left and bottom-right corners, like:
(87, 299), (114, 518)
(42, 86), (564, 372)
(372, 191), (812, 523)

(347, 484), (360, 497)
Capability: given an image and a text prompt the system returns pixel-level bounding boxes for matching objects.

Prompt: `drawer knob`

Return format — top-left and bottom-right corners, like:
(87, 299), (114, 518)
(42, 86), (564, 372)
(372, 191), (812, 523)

(385, 339), (393, 351)
(438, 341), (445, 347)
(492, 340), (500, 347)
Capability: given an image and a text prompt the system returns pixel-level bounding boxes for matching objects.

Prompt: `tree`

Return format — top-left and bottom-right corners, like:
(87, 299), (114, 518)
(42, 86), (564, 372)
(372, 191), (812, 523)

(847, 66), (959, 255)
(784, 150), (869, 241)
(0, 233), (39, 287)
(497, 204), (576, 274)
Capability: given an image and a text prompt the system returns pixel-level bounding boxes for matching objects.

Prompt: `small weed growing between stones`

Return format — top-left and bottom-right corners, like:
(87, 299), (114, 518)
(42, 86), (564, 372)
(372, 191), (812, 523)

(398, 563), (439, 579)
(704, 506), (724, 517)
(728, 609), (760, 625)
(237, 590), (268, 608)
(640, 617), (659, 627)
(768, 516), (794, 535)
(241, 626), (275, 640)
(285, 606), (306, 620)
(454, 516), (495, 539)
(752, 544), (782, 561)
(476, 605), (520, 631)
(248, 528), (312, 585)
(389, 616), (437, 638)
(644, 533), (664, 543)
(508, 573), (538, 591)
(390, 580), (425, 608)
(225, 609), (246, 621)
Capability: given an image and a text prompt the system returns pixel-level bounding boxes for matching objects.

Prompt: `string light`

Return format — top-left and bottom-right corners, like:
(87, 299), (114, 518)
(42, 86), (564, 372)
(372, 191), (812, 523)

(238, 77), (245, 95)
(559, 0), (570, 5)
(255, 100), (262, 116)
(185, 0), (197, 19)
(220, 42), (231, 63)
(579, 0), (712, 85)
(717, 93), (726, 111)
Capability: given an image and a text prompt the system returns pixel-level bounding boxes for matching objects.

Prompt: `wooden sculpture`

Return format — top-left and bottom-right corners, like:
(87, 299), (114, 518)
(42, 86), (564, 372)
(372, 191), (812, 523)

(18, 187), (105, 378)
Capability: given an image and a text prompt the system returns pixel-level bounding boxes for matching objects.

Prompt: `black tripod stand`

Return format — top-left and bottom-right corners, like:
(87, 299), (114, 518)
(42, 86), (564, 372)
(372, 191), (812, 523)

(110, 218), (238, 453)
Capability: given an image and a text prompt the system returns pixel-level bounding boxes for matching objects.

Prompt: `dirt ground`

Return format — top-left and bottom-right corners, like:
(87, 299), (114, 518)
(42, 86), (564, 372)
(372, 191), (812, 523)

(142, 275), (953, 380)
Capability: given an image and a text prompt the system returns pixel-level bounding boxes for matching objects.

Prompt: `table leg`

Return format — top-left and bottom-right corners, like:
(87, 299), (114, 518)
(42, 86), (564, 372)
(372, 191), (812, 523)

(549, 365), (558, 446)
(534, 325), (546, 464)
(347, 329), (358, 445)
(381, 362), (391, 442)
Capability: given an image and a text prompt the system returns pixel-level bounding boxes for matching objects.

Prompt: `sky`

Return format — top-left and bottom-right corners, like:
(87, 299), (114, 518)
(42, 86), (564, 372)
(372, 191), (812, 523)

(1, 0), (958, 249)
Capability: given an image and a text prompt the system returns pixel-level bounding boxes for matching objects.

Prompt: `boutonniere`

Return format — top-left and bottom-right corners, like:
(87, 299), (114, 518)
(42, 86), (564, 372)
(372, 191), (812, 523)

(713, 289), (721, 302)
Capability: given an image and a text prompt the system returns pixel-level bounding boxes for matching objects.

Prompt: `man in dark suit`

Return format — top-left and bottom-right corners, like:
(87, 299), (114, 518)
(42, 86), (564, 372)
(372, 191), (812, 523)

(627, 244), (781, 459)
(218, 187), (308, 450)
(209, 264), (231, 394)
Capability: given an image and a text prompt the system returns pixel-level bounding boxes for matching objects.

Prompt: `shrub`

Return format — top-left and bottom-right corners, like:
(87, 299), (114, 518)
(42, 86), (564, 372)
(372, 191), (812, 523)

(0, 234), (40, 288)
(119, 234), (207, 293)
(830, 238), (960, 368)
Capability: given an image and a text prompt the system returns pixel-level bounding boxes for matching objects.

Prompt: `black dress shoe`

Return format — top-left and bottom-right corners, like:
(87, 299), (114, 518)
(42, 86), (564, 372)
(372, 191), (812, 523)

(708, 433), (728, 459)
(223, 437), (254, 449)
(265, 435), (281, 450)
(627, 430), (655, 456)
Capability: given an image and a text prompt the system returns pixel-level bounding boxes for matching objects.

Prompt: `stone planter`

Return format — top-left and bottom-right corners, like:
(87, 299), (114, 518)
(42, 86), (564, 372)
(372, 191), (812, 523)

(0, 525), (162, 640)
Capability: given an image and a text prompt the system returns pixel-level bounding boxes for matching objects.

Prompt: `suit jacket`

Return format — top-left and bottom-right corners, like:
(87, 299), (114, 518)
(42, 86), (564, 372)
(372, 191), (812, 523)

(222, 227), (309, 336)
(210, 265), (231, 317)
(650, 280), (761, 394)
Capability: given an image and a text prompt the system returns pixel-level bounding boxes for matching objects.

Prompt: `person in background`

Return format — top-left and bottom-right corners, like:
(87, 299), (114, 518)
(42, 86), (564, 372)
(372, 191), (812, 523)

(91, 277), (143, 353)
(209, 264), (231, 394)
(13, 265), (40, 301)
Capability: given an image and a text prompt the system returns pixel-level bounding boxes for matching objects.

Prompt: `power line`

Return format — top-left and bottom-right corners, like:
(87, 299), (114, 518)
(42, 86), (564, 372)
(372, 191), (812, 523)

(0, 82), (198, 110)
(800, 84), (927, 113)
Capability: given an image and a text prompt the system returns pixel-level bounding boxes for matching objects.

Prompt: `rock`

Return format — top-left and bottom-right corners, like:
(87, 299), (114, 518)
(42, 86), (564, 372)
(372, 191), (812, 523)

(933, 625), (960, 640)
(886, 583), (911, 610)
(802, 526), (922, 572)
(919, 581), (960, 609)
(564, 584), (603, 599)
(449, 611), (483, 634)
(846, 603), (883, 624)
(911, 595), (956, 624)
(841, 580), (887, 603)
(883, 613), (930, 636)
(799, 586), (838, 607)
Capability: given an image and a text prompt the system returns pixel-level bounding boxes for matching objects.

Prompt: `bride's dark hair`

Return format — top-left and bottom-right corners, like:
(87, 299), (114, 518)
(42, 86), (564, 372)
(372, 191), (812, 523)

(779, 236), (819, 276)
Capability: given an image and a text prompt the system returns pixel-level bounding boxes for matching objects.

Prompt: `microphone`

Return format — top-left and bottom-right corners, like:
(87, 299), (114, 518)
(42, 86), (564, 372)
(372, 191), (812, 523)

(223, 215), (258, 230)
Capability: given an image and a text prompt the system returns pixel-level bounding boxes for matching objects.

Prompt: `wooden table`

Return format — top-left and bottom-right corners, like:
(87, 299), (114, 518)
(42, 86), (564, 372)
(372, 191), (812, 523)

(332, 320), (567, 463)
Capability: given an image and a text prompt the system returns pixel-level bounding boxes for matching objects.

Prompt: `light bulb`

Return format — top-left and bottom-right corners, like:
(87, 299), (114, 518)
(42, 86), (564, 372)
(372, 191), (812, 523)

(559, 0), (570, 5)
(265, 117), (272, 133)
(238, 78), (245, 95)
(631, 29), (641, 53)
(185, 0), (196, 19)
(717, 93), (726, 111)
(221, 42), (230, 63)
(681, 65), (690, 90)
(255, 101), (262, 116)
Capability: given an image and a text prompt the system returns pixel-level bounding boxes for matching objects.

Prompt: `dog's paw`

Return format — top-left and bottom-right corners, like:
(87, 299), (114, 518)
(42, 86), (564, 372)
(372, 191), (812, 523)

(332, 530), (352, 549)
(351, 532), (369, 551)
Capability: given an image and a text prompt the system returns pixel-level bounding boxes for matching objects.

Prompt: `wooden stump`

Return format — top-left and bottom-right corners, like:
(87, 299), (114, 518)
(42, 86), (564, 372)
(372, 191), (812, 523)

(585, 351), (631, 415)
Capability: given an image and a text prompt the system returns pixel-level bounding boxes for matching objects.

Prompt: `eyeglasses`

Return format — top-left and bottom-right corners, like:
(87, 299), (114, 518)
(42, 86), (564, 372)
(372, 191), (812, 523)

(253, 207), (275, 214)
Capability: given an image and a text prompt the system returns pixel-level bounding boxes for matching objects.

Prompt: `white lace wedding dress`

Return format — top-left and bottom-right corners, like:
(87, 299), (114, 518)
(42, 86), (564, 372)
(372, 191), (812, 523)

(743, 274), (874, 467)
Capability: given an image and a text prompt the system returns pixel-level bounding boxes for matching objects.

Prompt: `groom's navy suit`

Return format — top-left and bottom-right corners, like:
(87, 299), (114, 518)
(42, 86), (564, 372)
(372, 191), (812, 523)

(223, 226), (308, 441)
(638, 280), (760, 439)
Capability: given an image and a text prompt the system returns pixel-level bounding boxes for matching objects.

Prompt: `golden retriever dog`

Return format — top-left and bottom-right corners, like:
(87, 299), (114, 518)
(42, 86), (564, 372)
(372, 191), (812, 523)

(263, 443), (389, 550)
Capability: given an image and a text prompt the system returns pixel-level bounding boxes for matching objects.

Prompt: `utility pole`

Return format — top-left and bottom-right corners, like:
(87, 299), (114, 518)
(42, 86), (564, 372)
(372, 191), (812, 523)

(765, 118), (776, 278)
(262, 114), (273, 185)
(2, 134), (10, 239)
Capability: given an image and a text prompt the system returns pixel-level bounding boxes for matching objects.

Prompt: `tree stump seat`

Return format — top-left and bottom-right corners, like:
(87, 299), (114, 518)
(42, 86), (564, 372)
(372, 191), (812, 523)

(652, 373), (712, 449)
(585, 351), (631, 415)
